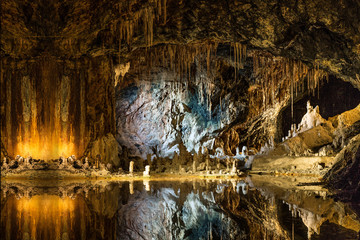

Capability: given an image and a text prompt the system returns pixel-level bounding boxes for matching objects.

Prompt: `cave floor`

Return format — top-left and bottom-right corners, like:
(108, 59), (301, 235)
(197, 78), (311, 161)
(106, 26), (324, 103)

(1, 168), (324, 181)
(1, 155), (336, 181)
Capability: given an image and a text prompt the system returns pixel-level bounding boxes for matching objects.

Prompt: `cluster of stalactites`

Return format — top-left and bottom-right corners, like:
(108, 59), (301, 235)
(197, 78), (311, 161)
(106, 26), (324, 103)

(129, 41), (246, 118)
(250, 51), (328, 118)
(135, 41), (220, 115)
(116, 0), (167, 54)
(231, 42), (247, 80)
(142, 42), (219, 79)
(131, 41), (247, 81)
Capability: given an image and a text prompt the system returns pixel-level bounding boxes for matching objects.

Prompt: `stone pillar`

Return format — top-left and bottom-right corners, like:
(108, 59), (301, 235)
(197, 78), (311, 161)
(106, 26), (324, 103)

(205, 155), (210, 172)
(129, 161), (134, 174)
(143, 165), (150, 177)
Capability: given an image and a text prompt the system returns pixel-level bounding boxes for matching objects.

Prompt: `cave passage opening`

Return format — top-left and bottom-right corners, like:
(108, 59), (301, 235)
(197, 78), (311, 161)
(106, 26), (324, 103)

(279, 76), (360, 139)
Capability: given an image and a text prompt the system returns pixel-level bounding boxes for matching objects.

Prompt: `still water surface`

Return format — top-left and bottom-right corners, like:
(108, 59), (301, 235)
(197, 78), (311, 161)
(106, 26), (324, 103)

(1, 175), (359, 240)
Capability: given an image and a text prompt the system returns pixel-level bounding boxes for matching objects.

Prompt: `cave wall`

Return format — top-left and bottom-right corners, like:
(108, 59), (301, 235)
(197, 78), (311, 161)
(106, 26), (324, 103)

(0, 56), (117, 162)
(2, 0), (360, 168)
(116, 57), (249, 159)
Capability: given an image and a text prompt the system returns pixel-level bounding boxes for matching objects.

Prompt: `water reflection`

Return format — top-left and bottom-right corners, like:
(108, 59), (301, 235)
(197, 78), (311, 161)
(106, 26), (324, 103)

(1, 176), (359, 240)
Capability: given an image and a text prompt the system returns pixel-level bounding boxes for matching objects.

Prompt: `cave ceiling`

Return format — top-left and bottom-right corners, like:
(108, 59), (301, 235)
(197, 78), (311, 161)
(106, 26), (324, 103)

(2, 0), (360, 89)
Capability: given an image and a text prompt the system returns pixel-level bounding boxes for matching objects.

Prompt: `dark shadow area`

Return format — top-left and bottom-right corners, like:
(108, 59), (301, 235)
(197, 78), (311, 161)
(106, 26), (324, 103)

(280, 76), (360, 138)
(278, 201), (308, 240)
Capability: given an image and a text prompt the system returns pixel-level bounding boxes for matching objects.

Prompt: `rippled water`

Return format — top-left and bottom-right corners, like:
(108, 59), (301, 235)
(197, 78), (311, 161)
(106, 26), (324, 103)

(1, 176), (359, 240)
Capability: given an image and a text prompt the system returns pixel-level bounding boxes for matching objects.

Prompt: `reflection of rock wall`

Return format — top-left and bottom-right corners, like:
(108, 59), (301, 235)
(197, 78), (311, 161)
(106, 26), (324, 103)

(0, 56), (117, 162)
(117, 188), (245, 240)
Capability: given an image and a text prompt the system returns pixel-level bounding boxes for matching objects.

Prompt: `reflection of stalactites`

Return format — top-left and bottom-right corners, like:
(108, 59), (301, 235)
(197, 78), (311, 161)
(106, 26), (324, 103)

(5, 195), (91, 240)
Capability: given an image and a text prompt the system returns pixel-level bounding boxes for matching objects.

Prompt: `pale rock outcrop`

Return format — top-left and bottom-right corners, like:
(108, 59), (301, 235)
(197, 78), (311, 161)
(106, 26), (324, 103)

(90, 133), (120, 168)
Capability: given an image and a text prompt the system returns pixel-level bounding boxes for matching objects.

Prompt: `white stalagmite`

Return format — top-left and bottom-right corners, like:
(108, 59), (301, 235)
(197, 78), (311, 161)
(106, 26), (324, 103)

(297, 101), (326, 133)
(129, 161), (134, 174)
(143, 165), (150, 177)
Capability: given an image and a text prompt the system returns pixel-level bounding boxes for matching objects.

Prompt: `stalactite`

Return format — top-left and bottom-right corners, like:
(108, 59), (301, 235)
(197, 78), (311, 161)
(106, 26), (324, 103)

(250, 50), (328, 118)
(131, 41), (220, 84)
(231, 42), (247, 81)
(116, 0), (168, 61)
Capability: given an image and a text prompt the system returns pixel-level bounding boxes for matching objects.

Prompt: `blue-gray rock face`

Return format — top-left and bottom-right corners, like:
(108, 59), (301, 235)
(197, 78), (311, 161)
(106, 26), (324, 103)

(117, 188), (245, 240)
(116, 69), (246, 159)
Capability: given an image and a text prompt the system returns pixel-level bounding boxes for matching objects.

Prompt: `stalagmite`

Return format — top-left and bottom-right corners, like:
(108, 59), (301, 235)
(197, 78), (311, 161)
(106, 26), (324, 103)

(143, 165), (150, 176)
(129, 161), (134, 174)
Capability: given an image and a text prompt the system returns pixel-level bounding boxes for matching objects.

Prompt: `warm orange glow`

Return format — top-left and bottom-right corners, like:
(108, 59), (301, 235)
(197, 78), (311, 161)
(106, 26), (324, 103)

(1, 195), (88, 240)
(14, 109), (76, 159)
(15, 138), (75, 160)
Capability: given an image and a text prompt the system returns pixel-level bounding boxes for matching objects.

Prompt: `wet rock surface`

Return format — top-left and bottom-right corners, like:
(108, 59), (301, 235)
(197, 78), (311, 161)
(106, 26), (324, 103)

(324, 134), (360, 212)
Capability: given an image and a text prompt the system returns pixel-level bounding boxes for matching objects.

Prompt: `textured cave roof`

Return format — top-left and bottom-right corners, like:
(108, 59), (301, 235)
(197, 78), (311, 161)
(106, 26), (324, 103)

(1, 0), (360, 88)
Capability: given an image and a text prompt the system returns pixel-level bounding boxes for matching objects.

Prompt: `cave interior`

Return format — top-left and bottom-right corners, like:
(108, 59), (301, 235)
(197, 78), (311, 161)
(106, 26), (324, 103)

(1, 0), (360, 239)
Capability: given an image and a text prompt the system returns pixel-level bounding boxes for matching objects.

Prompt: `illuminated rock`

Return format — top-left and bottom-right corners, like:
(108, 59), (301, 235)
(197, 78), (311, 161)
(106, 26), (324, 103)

(82, 157), (90, 170)
(297, 101), (327, 134)
(106, 163), (113, 172)
(8, 160), (19, 169)
(1, 158), (8, 170)
(129, 161), (134, 174)
(143, 165), (150, 177)
(230, 160), (237, 175)
(24, 156), (32, 166)
(233, 146), (247, 161)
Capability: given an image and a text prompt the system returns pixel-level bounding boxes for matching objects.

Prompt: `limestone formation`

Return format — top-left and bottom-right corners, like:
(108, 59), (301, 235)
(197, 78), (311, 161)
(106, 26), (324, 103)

(233, 146), (247, 161)
(143, 165), (150, 177)
(129, 161), (134, 174)
(297, 101), (327, 134)
(106, 163), (113, 172)
(82, 158), (90, 170)
(24, 156), (32, 166)
(2, 158), (8, 170)
(230, 160), (237, 175)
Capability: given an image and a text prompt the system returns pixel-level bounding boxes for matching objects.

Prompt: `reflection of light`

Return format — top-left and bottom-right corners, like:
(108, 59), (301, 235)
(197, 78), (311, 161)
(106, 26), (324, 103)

(143, 180), (150, 192)
(2, 194), (86, 239)
(129, 181), (134, 194)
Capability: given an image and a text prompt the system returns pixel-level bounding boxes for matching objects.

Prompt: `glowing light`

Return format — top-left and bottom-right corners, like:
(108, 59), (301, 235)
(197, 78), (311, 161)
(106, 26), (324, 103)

(15, 138), (75, 160)
(1, 195), (88, 240)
